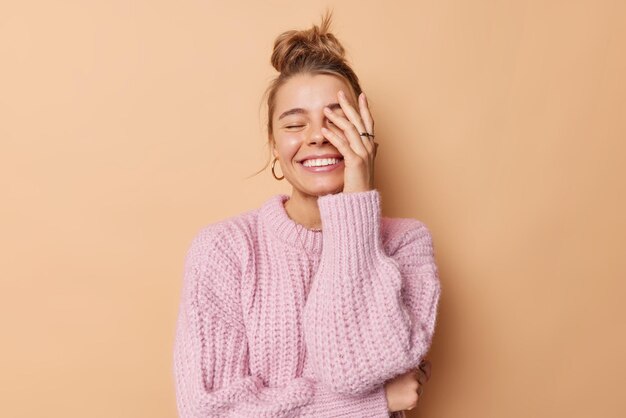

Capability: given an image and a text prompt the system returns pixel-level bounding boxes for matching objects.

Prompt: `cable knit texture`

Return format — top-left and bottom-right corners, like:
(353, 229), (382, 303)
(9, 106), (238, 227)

(173, 189), (441, 417)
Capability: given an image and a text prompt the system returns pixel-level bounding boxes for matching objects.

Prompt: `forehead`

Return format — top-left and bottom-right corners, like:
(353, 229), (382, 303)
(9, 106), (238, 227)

(274, 73), (353, 113)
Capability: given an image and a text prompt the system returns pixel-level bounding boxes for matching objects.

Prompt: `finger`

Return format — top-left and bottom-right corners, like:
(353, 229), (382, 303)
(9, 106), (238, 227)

(325, 122), (365, 163)
(337, 90), (374, 155)
(359, 91), (375, 135)
(337, 90), (367, 134)
(324, 106), (369, 159)
(324, 103), (369, 158)
(325, 120), (347, 143)
(320, 126), (358, 161)
(327, 122), (366, 164)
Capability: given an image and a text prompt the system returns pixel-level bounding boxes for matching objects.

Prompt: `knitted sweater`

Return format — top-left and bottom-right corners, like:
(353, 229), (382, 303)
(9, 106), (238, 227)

(173, 189), (442, 417)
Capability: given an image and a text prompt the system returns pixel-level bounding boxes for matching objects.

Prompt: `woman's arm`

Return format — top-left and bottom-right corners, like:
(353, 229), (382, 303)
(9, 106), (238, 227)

(302, 189), (442, 395)
(173, 225), (393, 417)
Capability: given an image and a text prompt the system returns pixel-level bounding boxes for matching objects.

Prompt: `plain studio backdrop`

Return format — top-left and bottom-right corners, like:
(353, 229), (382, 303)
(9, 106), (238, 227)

(1, 1), (624, 417)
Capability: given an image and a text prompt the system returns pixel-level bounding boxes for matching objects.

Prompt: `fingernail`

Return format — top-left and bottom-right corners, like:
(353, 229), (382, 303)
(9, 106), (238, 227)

(338, 90), (345, 97)
(324, 107), (331, 113)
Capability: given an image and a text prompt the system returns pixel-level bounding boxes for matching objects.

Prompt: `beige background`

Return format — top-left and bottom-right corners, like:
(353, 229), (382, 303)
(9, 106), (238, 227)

(1, 1), (624, 417)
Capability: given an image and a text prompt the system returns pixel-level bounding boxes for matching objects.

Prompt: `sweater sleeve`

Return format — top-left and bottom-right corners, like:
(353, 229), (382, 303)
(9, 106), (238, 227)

(301, 189), (442, 395)
(173, 225), (394, 417)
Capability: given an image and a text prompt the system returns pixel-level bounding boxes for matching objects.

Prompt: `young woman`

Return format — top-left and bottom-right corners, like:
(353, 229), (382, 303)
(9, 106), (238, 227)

(173, 11), (441, 417)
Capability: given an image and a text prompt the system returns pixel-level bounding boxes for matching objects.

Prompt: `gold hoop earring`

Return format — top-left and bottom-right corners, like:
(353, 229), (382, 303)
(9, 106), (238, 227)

(271, 157), (284, 180)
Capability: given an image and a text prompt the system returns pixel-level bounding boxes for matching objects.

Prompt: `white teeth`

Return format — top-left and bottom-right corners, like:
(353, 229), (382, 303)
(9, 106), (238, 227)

(302, 158), (341, 167)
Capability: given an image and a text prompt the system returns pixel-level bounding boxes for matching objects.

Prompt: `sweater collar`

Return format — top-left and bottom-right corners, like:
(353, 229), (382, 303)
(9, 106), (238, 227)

(260, 194), (323, 254)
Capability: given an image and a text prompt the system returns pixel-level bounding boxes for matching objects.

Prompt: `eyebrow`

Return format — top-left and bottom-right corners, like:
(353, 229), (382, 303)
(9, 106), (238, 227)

(277, 103), (342, 120)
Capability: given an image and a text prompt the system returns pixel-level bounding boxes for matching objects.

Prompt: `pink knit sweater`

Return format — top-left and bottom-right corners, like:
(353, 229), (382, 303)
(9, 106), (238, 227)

(173, 189), (441, 417)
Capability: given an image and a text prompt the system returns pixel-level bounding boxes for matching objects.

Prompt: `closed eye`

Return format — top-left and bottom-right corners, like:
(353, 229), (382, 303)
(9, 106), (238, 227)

(285, 120), (335, 129)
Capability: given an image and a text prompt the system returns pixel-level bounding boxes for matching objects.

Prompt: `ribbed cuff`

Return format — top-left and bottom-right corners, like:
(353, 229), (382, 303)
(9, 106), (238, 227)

(317, 189), (384, 272)
(299, 383), (390, 417)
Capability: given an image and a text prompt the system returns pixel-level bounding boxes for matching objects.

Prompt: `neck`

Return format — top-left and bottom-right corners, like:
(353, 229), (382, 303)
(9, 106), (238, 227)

(284, 188), (323, 231)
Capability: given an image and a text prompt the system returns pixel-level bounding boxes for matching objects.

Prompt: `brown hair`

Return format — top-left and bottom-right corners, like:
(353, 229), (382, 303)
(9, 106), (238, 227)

(248, 9), (363, 178)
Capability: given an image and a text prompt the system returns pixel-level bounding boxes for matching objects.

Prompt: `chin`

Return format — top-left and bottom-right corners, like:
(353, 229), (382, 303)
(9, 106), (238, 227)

(304, 183), (344, 197)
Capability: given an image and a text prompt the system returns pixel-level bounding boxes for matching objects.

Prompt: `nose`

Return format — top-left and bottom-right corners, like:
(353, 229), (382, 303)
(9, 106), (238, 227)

(308, 122), (330, 146)
(308, 134), (329, 146)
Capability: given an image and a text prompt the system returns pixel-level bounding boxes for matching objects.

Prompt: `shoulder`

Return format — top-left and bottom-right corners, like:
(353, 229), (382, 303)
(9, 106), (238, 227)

(180, 208), (260, 317)
(185, 206), (261, 272)
(381, 216), (435, 256)
(180, 210), (261, 329)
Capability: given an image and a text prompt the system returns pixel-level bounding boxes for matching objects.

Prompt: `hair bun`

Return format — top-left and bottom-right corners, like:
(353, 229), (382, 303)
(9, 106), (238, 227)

(270, 10), (346, 73)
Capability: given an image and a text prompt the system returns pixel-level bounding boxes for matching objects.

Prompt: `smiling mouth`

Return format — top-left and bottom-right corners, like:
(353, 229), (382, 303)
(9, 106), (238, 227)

(298, 157), (345, 172)
(299, 157), (344, 167)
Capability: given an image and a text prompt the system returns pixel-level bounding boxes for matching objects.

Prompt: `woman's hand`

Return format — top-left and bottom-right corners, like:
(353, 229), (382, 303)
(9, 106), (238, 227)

(321, 89), (379, 194)
(384, 360), (432, 413)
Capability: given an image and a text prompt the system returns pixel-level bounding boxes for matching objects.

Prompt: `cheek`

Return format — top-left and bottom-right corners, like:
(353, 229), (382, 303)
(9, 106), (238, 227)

(275, 133), (303, 161)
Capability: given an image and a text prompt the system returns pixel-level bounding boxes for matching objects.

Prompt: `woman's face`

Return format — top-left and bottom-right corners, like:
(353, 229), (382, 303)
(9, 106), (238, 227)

(271, 73), (357, 197)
